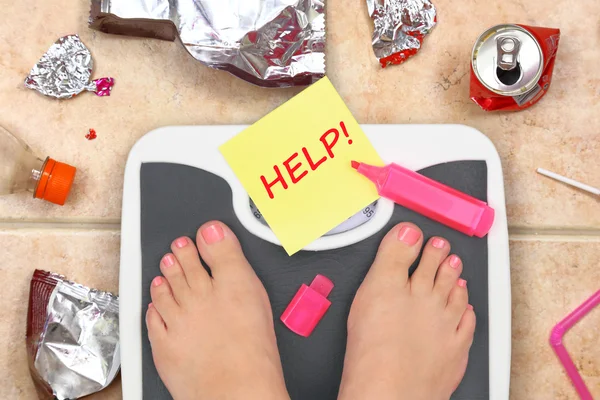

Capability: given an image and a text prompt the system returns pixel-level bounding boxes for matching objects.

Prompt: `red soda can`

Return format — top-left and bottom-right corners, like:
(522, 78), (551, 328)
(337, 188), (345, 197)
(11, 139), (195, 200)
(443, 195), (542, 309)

(470, 24), (560, 111)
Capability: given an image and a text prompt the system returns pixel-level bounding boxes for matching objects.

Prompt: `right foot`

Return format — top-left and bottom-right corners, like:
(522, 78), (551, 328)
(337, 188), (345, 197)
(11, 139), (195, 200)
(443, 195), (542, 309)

(146, 221), (290, 400)
(338, 223), (476, 400)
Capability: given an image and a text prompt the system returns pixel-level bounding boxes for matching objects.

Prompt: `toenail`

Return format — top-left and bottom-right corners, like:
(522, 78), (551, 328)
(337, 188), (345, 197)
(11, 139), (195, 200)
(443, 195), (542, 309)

(458, 278), (467, 288)
(432, 237), (445, 249)
(174, 237), (188, 248)
(201, 223), (225, 244)
(152, 276), (163, 287)
(397, 225), (420, 246)
(467, 304), (473, 310)
(449, 255), (461, 269)
(148, 302), (154, 308)
(162, 254), (175, 267)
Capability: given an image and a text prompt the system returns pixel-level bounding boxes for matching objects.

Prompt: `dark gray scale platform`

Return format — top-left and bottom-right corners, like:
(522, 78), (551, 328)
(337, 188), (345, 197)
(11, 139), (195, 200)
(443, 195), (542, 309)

(140, 161), (489, 400)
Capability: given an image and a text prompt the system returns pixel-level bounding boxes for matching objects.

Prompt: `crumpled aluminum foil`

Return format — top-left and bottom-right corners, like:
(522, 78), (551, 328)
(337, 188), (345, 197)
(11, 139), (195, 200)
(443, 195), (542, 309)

(89, 0), (325, 87)
(33, 278), (120, 400)
(24, 34), (114, 99)
(367, 0), (437, 67)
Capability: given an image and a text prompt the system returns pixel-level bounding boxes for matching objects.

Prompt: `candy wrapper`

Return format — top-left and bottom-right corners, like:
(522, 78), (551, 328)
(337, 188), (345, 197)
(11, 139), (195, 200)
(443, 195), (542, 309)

(367, 0), (437, 67)
(89, 0), (325, 87)
(25, 35), (114, 99)
(26, 270), (120, 400)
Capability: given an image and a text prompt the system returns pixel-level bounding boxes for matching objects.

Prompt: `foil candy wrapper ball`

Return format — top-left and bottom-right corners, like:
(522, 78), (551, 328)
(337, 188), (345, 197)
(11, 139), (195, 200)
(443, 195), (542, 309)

(25, 34), (114, 99)
(367, 0), (437, 67)
(89, 0), (325, 87)
(26, 270), (120, 400)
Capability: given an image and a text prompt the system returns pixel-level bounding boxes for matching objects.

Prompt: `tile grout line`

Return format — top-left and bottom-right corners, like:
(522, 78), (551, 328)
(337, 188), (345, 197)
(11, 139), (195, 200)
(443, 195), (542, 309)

(0, 221), (599, 241)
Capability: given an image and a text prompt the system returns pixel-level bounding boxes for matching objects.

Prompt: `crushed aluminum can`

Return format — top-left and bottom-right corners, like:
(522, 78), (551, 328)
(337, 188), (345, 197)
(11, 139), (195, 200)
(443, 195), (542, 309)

(24, 35), (114, 99)
(367, 0), (437, 68)
(26, 270), (120, 400)
(470, 24), (560, 111)
(89, 0), (326, 88)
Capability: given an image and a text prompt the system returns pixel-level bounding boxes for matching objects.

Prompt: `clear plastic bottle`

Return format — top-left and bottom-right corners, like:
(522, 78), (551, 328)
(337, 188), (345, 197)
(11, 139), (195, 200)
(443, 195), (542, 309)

(0, 125), (76, 205)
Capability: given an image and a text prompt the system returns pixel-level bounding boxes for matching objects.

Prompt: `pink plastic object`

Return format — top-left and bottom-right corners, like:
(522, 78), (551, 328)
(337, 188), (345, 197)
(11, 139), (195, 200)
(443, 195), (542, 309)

(281, 275), (334, 337)
(351, 161), (495, 238)
(550, 289), (600, 400)
(93, 77), (115, 96)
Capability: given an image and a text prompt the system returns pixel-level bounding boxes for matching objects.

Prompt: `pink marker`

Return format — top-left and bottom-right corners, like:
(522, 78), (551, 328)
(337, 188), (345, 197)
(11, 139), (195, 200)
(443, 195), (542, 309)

(281, 275), (334, 337)
(351, 161), (495, 237)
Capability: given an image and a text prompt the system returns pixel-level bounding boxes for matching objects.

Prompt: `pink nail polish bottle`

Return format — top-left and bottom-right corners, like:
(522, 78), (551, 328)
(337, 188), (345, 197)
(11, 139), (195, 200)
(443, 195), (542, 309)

(352, 161), (495, 237)
(281, 275), (334, 337)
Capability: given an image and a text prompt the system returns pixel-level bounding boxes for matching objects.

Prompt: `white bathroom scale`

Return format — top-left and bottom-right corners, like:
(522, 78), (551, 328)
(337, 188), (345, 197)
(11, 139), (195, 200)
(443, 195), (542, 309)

(119, 124), (511, 400)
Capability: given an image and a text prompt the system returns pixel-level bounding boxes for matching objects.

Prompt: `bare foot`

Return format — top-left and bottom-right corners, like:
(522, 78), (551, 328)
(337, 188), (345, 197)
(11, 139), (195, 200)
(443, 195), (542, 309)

(338, 223), (476, 400)
(146, 221), (289, 400)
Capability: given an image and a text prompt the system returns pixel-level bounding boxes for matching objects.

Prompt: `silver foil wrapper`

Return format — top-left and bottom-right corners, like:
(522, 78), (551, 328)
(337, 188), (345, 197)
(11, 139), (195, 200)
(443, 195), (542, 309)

(25, 34), (114, 99)
(89, 0), (325, 87)
(367, 0), (436, 67)
(34, 279), (120, 400)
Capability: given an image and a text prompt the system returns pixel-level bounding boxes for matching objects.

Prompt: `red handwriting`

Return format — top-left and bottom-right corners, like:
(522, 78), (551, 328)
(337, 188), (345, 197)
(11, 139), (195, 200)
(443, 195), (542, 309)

(260, 121), (353, 199)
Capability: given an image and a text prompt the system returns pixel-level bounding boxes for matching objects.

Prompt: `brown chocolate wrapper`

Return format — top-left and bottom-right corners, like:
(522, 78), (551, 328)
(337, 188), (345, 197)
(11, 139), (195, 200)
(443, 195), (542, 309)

(89, 0), (178, 42)
(88, 0), (326, 88)
(26, 269), (120, 400)
(26, 270), (63, 400)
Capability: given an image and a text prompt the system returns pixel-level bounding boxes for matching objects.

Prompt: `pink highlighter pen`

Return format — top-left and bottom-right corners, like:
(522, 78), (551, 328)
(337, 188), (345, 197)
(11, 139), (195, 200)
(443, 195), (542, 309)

(351, 161), (495, 237)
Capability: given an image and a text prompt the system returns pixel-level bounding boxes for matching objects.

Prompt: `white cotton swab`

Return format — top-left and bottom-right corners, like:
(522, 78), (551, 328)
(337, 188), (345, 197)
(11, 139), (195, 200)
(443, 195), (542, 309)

(537, 168), (600, 196)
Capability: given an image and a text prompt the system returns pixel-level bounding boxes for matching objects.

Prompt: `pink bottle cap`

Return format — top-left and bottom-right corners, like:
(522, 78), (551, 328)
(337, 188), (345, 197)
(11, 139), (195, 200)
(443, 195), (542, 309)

(281, 274), (334, 337)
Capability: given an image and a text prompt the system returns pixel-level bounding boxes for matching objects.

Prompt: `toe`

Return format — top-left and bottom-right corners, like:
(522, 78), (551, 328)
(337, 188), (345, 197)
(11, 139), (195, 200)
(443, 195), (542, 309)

(146, 303), (166, 343)
(195, 221), (256, 281)
(447, 279), (469, 326)
(411, 236), (451, 293)
(171, 236), (211, 289)
(150, 276), (180, 325)
(457, 307), (476, 347)
(160, 254), (191, 304)
(368, 222), (423, 285)
(433, 254), (463, 301)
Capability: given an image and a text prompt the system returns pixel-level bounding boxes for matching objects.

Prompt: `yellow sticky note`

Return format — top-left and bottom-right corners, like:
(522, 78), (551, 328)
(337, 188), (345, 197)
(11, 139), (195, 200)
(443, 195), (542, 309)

(219, 77), (383, 255)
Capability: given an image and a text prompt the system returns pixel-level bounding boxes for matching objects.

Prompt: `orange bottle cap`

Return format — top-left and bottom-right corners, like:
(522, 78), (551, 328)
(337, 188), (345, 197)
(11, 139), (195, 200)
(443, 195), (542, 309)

(34, 158), (76, 205)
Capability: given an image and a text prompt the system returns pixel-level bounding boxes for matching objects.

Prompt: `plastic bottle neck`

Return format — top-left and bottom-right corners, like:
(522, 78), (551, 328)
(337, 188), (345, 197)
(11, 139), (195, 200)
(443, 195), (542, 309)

(29, 157), (48, 195)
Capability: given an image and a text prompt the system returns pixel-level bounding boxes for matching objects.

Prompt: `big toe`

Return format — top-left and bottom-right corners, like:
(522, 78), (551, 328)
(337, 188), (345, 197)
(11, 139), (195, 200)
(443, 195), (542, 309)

(196, 221), (260, 284)
(367, 223), (423, 286)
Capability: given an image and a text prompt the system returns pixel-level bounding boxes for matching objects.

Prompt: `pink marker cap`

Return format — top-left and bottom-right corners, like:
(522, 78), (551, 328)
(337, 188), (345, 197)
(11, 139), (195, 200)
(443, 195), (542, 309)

(281, 274), (334, 337)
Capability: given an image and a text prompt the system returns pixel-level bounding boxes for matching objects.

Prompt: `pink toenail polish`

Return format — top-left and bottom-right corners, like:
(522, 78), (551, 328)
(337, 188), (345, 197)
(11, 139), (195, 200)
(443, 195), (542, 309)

(458, 278), (467, 288)
(148, 303), (154, 308)
(398, 225), (420, 246)
(174, 237), (188, 248)
(162, 254), (175, 267)
(449, 255), (461, 269)
(467, 304), (474, 310)
(432, 237), (445, 249)
(152, 276), (163, 287)
(201, 223), (224, 244)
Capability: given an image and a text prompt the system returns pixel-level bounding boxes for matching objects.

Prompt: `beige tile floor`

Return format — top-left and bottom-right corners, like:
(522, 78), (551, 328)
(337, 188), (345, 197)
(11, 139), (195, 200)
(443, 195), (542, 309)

(0, 0), (599, 398)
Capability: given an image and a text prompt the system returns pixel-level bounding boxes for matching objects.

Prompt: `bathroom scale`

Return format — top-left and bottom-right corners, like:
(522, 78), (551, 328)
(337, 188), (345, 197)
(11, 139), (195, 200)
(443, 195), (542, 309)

(119, 124), (511, 400)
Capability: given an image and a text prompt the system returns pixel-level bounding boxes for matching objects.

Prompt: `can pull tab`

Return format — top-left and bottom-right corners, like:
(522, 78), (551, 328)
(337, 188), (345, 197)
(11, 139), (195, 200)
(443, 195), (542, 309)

(496, 36), (521, 71)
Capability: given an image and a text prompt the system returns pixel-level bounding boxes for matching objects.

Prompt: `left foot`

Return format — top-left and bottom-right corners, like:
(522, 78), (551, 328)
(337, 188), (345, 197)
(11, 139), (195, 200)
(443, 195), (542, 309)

(146, 221), (290, 400)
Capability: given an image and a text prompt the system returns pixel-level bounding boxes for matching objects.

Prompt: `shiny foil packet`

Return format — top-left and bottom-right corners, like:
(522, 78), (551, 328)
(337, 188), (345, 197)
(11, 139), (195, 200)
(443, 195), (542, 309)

(367, 0), (437, 67)
(26, 270), (120, 400)
(89, 0), (325, 87)
(25, 35), (114, 99)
